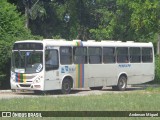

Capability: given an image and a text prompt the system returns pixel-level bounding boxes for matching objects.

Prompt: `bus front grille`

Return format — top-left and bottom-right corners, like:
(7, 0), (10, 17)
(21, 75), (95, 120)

(19, 84), (31, 87)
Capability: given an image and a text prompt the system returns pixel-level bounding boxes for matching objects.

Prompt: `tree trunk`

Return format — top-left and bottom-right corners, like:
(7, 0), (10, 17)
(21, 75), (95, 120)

(25, 2), (29, 28)
(157, 34), (160, 55)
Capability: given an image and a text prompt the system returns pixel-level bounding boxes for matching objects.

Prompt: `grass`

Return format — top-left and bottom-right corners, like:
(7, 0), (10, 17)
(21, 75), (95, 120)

(0, 88), (160, 120)
(0, 93), (160, 111)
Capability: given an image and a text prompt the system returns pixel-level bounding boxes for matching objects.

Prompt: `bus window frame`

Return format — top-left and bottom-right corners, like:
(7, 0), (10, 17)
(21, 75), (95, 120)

(142, 47), (153, 63)
(73, 47), (87, 64)
(129, 47), (141, 63)
(103, 47), (116, 64)
(45, 49), (59, 71)
(60, 46), (72, 65)
(116, 47), (129, 63)
(88, 47), (102, 64)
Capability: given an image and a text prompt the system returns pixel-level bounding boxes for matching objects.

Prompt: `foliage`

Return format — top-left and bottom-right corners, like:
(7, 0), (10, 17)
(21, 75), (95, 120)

(0, 0), (32, 41)
(155, 55), (160, 83)
(0, 0), (31, 60)
(0, 74), (6, 88)
(0, 0), (38, 88)
(90, 0), (160, 41)
(0, 41), (12, 72)
(7, 0), (160, 42)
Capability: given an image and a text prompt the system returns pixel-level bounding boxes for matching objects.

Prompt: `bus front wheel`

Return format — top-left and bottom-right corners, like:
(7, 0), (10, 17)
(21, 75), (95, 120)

(61, 78), (71, 94)
(112, 76), (127, 91)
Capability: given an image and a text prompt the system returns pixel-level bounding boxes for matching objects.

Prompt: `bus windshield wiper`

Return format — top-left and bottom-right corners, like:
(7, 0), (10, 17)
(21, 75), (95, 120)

(18, 50), (23, 60)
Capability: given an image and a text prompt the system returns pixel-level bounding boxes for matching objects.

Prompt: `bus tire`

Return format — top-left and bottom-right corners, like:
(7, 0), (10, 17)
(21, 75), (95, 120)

(90, 86), (103, 90)
(113, 75), (127, 91)
(118, 75), (127, 91)
(61, 78), (71, 94)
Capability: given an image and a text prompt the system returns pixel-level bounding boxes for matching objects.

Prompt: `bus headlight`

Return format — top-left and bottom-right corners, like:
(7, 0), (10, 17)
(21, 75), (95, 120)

(34, 76), (41, 83)
(11, 72), (16, 82)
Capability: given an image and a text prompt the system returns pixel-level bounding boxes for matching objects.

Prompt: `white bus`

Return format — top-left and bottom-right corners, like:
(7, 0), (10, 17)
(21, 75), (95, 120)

(10, 39), (155, 94)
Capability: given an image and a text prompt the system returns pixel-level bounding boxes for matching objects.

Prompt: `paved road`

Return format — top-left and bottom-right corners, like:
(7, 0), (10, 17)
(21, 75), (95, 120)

(0, 85), (148, 99)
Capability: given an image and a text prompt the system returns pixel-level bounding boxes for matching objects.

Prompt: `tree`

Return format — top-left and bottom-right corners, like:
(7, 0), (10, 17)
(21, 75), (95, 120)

(0, 0), (32, 42)
(89, 0), (160, 42)
(128, 0), (160, 41)
(7, 0), (160, 42)
(0, 0), (33, 79)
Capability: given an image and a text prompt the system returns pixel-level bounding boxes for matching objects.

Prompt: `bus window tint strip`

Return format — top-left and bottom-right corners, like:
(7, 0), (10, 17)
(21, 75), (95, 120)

(13, 43), (43, 50)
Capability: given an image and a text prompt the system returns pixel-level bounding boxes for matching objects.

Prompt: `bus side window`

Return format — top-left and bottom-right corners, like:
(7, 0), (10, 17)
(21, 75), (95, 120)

(103, 47), (115, 63)
(142, 47), (153, 63)
(130, 47), (141, 63)
(45, 49), (59, 71)
(117, 47), (128, 63)
(73, 47), (87, 64)
(88, 47), (102, 64)
(60, 47), (72, 64)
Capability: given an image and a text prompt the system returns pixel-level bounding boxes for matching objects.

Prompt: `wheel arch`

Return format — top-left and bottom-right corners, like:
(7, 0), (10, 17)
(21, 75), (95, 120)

(117, 72), (128, 83)
(61, 75), (74, 88)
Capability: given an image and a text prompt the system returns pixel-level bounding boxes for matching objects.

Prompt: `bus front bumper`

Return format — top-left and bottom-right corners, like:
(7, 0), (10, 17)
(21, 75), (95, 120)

(10, 81), (43, 91)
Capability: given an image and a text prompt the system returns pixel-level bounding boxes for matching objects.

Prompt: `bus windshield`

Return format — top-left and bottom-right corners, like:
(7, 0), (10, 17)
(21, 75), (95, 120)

(11, 51), (43, 74)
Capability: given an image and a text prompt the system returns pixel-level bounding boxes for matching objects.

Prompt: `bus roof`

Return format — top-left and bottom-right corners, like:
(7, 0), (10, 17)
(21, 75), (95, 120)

(15, 39), (153, 47)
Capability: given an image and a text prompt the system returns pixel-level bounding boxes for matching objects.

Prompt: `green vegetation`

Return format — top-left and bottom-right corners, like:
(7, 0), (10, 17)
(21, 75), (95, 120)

(155, 55), (160, 83)
(7, 0), (160, 41)
(0, 90), (160, 111)
(0, 0), (30, 41)
(0, 0), (31, 61)
(0, 0), (40, 88)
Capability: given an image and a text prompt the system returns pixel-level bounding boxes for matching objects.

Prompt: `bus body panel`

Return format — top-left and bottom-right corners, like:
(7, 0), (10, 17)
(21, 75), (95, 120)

(127, 63), (154, 84)
(86, 64), (118, 87)
(44, 70), (61, 90)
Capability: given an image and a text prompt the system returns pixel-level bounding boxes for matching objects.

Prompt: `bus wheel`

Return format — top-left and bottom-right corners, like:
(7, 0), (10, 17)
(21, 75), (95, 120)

(61, 78), (71, 94)
(118, 76), (127, 91)
(90, 86), (103, 90)
(113, 75), (127, 91)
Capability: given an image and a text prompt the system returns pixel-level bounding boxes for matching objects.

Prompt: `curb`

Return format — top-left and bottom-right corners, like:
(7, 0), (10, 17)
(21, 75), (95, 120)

(131, 84), (160, 88)
(0, 90), (12, 93)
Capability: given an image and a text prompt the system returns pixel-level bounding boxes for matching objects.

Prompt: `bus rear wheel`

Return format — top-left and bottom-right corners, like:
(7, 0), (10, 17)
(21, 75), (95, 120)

(61, 78), (71, 94)
(90, 86), (103, 90)
(112, 76), (127, 91)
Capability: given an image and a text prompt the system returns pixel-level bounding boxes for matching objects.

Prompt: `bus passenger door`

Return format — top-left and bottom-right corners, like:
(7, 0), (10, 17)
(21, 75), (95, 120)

(44, 49), (60, 90)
